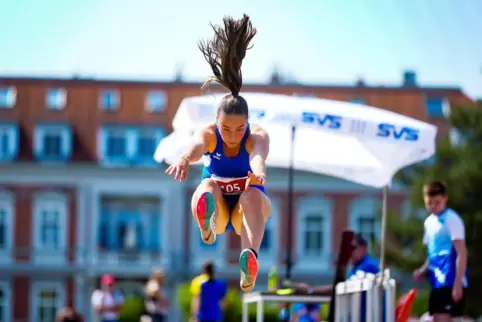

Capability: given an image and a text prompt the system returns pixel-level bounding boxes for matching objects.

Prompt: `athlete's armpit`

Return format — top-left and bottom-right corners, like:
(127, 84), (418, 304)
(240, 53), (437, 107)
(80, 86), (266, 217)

(247, 126), (270, 160)
(247, 129), (270, 179)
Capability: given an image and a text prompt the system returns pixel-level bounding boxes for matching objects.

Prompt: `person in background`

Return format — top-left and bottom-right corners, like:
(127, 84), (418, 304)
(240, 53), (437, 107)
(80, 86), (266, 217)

(290, 233), (379, 321)
(413, 181), (468, 322)
(144, 268), (169, 322)
(289, 303), (321, 322)
(190, 261), (227, 322)
(91, 274), (124, 322)
(56, 302), (83, 322)
(293, 233), (379, 295)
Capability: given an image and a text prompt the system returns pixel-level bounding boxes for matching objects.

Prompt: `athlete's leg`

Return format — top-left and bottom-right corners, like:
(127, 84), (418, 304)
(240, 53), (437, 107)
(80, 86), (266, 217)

(231, 187), (271, 291)
(191, 179), (231, 244)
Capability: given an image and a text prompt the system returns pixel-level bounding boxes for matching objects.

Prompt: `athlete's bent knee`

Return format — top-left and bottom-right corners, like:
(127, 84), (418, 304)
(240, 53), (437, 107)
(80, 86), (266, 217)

(239, 187), (263, 209)
(195, 178), (223, 198)
(240, 187), (271, 221)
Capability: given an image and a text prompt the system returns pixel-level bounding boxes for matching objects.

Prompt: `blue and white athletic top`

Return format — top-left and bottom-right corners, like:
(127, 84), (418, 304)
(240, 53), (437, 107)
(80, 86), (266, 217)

(423, 208), (468, 289)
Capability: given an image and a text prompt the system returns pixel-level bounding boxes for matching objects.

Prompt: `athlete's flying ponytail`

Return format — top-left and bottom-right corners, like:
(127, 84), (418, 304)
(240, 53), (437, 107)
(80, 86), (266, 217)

(198, 14), (257, 116)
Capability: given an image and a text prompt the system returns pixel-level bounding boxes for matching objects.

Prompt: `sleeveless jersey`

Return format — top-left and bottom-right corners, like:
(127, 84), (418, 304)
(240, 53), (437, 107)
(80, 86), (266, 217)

(201, 124), (253, 195)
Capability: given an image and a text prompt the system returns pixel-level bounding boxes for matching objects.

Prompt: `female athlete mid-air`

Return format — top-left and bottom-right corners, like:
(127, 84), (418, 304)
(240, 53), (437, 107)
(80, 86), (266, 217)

(165, 14), (271, 292)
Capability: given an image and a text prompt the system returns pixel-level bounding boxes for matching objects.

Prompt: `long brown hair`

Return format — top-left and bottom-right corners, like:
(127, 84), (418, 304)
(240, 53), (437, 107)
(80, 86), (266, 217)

(198, 14), (257, 116)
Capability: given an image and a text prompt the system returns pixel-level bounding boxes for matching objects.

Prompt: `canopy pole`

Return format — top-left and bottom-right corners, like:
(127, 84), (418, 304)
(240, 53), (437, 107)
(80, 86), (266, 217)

(378, 185), (389, 322)
(285, 125), (296, 280)
(379, 185), (388, 274)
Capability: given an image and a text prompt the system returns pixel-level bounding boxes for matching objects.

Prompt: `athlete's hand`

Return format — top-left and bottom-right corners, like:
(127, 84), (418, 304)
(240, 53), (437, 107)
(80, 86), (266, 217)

(452, 283), (463, 302)
(165, 157), (189, 181)
(412, 267), (426, 282)
(246, 171), (265, 188)
(293, 282), (311, 293)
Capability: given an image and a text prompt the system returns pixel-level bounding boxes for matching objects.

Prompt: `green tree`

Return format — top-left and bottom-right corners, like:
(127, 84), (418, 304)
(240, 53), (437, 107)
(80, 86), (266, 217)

(119, 295), (146, 322)
(385, 102), (482, 318)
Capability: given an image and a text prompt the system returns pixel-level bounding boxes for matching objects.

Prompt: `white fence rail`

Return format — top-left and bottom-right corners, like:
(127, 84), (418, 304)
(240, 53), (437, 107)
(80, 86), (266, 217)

(335, 269), (396, 322)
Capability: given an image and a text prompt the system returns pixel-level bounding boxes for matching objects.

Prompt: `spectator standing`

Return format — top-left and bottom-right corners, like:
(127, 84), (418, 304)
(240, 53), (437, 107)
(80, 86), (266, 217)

(56, 303), (83, 322)
(290, 233), (380, 322)
(413, 181), (468, 322)
(91, 274), (124, 322)
(145, 268), (169, 322)
(190, 261), (227, 322)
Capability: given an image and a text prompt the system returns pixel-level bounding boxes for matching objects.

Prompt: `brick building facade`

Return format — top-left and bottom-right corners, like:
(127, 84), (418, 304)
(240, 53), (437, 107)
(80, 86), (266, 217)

(0, 73), (473, 321)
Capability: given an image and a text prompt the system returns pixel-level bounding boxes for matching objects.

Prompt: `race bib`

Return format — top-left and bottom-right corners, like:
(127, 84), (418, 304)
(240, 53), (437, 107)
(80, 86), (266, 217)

(211, 175), (248, 195)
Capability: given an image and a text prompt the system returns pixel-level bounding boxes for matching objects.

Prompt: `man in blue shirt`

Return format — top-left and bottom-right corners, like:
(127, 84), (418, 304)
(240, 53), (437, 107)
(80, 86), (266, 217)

(413, 181), (468, 322)
(290, 234), (379, 321)
(293, 233), (379, 295)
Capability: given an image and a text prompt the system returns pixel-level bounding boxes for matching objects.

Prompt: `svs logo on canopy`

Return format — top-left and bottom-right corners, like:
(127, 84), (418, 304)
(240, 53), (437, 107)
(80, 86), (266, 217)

(376, 124), (419, 141)
(302, 112), (342, 129)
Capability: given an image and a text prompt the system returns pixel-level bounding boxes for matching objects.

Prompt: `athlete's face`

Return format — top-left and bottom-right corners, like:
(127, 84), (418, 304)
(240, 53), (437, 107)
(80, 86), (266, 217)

(424, 193), (447, 214)
(217, 112), (248, 148)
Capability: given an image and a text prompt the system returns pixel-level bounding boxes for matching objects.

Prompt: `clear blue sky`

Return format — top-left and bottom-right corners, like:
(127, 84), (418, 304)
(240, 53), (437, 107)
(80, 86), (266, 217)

(1, 0), (481, 99)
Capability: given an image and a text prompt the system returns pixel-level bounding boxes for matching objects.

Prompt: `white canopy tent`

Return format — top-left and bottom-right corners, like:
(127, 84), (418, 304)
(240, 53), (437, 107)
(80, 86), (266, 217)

(154, 92), (437, 279)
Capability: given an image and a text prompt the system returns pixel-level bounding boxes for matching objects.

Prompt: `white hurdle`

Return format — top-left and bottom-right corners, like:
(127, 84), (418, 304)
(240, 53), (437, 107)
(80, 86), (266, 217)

(334, 269), (396, 322)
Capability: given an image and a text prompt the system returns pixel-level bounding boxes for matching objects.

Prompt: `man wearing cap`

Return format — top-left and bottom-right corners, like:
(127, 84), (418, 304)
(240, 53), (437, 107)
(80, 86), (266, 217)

(91, 274), (125, 322)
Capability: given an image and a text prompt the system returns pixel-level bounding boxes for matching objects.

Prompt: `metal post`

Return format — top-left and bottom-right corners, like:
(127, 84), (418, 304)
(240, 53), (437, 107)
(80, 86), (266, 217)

(242, 299), (249, 322)
(285, 125), (296, 280)
(257, 300), (264, 322)
(378, 185), (389, 322)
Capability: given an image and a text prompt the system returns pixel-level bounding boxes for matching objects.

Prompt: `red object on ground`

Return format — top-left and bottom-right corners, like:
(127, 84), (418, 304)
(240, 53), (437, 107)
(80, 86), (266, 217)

(396, 289), (417, 322)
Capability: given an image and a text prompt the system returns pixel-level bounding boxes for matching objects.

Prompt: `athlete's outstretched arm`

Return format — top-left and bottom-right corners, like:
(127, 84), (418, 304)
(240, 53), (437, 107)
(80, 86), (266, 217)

(249, 128), (270, 180)
(166, 127), (215, 181)
(182, 127), (215, 163)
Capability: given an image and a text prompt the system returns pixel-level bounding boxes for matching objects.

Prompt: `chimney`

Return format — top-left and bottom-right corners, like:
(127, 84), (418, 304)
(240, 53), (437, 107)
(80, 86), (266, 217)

(403, 70), (417, 87)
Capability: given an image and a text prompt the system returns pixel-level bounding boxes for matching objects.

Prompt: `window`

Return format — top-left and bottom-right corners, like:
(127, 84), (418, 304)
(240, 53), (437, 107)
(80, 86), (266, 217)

(0, 195), (13, 251)
(145, 91), (167, 112)
(33, 193), (67, 256)
(100, 126), (165, 166)
(0, 87), (17, 108)
(107, 134), (127, 158)
(297, 196), (332, 270)
(32, 282), (65, 322)
(449, 128), (464, 146)
(260, 216), (272, 251)
(293, 93), (315, 98)
(46, 88), (67, 110)
(303, 216), (324, 256)
(0, 192), (13, 258)
(350, 197), (379, 250)
(0, 282), (11, 322)
(99, 90), (120, 110)
(425, 97), (450, 118)
(136, 128), (165, 162)
(100, 127), (135, 165)
(350, 98), (366, 105)
(98, 199), (160, 251)
(0, 124), (19, 161)
(358, 217), (376, 249)
(34, 125), (72, 161)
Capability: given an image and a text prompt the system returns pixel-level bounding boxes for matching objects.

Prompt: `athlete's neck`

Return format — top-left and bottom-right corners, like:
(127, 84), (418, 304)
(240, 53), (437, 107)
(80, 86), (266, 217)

(223, 143), (241, 157)
(434, 208), (447, 216)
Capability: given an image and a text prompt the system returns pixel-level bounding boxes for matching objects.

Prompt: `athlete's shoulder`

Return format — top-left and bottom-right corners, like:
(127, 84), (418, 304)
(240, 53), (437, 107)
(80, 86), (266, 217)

(246, 124), (269, 153)
(445, 208), (464, 225)
(250, 123), (268, 136)
(424, 213), (436, 225)
(201, 124), (217, 153)
(201, 124), (217, 137)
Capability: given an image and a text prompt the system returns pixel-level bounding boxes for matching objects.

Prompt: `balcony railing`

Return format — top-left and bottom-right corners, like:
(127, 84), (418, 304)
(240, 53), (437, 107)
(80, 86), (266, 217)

(91, 248), (162, 265)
